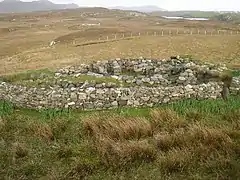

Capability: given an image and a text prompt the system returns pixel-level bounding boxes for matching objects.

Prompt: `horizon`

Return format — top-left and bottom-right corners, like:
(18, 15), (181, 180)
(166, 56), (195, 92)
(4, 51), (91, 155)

(1, 0), (240, 11)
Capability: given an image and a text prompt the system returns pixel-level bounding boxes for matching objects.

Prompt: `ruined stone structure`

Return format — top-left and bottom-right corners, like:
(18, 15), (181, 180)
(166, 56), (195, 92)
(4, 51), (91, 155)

(1, 57), (239, 110)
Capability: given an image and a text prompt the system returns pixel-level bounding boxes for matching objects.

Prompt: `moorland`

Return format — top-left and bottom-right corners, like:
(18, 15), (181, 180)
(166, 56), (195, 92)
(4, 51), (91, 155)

(1, 7), (240, 180)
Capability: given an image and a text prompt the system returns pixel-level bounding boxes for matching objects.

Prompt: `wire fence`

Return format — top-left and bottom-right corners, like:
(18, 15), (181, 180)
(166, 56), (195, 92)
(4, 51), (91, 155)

(72, 28), (240, 45)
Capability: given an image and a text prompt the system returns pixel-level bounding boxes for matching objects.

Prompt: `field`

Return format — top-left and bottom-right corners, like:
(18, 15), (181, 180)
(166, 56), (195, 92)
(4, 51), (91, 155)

(1, 97), (240, 179)
(1, 8), (240, 180)
(0, 8), (240, 75)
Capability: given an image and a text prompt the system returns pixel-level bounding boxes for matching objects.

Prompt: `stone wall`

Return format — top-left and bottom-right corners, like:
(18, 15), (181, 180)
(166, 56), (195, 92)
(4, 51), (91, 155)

(0, 57), (239, 110)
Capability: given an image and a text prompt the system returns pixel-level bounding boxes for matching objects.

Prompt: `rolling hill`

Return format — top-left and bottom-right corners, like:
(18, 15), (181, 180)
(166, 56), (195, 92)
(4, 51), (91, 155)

(0, 0), (79, 13)
(109, 5), (165, 13)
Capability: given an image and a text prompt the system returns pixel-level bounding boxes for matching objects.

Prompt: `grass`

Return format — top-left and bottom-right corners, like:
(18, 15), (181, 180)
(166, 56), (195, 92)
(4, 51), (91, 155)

(63, 75), (121, 85)
(0, 96), (240, 179)
(1, 8), (240, 179)
(0, 9), (240, 75)
(1, 35), (240, 76)
(0, 70), (122, 87)
(0, 69), (54, 83)
(233, 70), (240, 77)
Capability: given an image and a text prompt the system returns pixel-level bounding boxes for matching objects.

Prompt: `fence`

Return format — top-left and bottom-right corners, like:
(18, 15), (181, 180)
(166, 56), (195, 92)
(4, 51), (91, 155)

(71, 28), (240, 45)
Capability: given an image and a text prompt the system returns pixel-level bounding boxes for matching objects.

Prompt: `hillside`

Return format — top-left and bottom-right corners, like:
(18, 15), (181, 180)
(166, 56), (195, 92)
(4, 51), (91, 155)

(109, 5), (165, 13)
(0, 0), (79, 13)
(150, 11), (221, 18)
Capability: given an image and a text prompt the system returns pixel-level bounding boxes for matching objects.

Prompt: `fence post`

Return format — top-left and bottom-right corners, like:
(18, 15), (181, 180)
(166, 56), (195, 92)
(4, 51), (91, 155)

(107, 36), (109, 40)
(115, 34), (117, 39)
(190, 30), (193, 35)
(4, 61), (6, 74)
(161, 30), (164, 36)
(205, 30), (207, 35)
(139, 32), (141, 37)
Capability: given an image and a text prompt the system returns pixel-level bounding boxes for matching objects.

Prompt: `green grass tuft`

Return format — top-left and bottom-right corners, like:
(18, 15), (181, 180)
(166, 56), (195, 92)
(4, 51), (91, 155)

(0, 100), (14, 117)
(232, 70), (240, 77)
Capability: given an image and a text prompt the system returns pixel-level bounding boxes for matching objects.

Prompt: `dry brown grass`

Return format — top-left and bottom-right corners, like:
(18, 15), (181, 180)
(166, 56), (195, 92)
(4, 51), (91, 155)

(1, 98), (240, 179)
(82, 108), (236, 168)
(153, 123), (233, 152)
(12, 142), (28, 159)
(0, 116), (4, 130)
(30, 122), (54, 141)
(1, 35), (239, 75)
(96, 137), (157, 167)
(157, 147), (195, 172)
(27, 118), (71, 142)
(149, 108), (186, 131)
(83, 114), (153, 141)
(0, 9), (239, 75)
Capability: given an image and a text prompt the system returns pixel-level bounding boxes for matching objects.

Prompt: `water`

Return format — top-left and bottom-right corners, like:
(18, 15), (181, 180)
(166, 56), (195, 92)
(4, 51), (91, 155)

(162, 16), (209, 21)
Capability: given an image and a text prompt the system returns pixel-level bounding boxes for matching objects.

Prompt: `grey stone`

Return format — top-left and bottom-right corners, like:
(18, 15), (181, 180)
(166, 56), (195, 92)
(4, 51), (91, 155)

(70, 92), (78, 100)
(142, 78), (150, 83)
(178, 76), (186, 81)
(70, 87), (77, 91)
(67, 102), (75, 106)
(163, 97), (170, 103)
(136, 79), (142, 85)
(90, 94), (96, 99)
(111, 101), (118, 106)
(1, 57), (237, 111)
(96, 89), (105, 94)
(118, 100), (128, 106)
(141, 96), (150, 101)
(78, 93), (87, 100)
(185, 84), (193, 91)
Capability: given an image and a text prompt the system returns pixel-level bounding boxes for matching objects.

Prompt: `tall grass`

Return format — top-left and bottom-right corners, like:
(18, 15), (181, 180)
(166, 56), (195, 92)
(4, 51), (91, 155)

(232, 70), (240, 77)
(81, 108), (239, 174)
(39, 108), (72, 120)
(114, 96), (240, 119)
(0, 96), (240, 179)
(0, 100), (13, 116)
(167, 96), (240, 115)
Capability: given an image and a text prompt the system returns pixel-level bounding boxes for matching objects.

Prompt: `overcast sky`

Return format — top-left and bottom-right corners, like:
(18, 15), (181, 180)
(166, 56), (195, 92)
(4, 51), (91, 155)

(20, 0), (240, 11)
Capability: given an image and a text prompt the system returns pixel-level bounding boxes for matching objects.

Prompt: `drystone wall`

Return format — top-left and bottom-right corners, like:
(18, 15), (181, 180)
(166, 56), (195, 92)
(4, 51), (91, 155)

(0, 57), (239, 110)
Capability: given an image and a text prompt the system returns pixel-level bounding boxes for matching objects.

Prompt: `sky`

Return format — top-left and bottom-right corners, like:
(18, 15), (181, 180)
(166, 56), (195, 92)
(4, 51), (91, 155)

(48, 0), (240, 11)
(16, 0), (240, 11)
